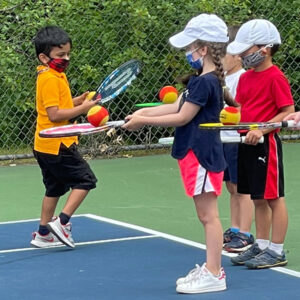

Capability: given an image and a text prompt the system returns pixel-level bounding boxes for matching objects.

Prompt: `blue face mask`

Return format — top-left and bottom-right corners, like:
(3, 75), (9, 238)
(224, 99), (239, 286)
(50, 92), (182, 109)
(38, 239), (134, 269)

(185, 50), (203, 70)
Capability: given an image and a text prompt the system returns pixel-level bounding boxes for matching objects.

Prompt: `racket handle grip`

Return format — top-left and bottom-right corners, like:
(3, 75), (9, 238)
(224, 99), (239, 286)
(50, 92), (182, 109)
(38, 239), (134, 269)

(221, 136), (264, 143)
(240, 136), (264, 144)
(283, 120), (300, 128)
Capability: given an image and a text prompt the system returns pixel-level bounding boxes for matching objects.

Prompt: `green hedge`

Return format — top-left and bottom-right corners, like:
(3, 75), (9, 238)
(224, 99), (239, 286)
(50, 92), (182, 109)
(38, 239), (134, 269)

(0, 0), (299, 148)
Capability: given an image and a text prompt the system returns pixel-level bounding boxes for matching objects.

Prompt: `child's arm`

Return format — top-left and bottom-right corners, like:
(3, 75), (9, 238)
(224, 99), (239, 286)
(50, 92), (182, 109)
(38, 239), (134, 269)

(245, 105), (295, 145)
(123, 100), (200, 131)
(46, 97), (99, 123)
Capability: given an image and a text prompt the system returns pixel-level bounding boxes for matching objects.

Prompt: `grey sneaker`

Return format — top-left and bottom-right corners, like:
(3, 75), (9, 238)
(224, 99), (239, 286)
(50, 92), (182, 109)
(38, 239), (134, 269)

(231, 243), (262, 265)
(47, 217), (75, 248)
(245, 248), (287, 269)
(31, 232), (63, 248)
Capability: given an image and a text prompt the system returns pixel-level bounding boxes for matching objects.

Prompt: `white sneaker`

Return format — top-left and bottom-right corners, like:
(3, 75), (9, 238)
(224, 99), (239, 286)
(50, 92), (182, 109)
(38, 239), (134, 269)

(176, 263), (226, 294)
(47, 217), (75, 248)
(176, 264), (202, 285)
(30, 232), (63, 248)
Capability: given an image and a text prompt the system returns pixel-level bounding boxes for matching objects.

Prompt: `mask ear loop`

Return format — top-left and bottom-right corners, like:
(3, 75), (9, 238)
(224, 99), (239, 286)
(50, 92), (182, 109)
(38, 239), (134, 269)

(260, 44), (273, 53)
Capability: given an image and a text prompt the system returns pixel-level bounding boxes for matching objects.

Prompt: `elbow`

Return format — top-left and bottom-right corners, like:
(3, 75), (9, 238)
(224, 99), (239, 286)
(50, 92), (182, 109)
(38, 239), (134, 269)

(177, 116), (190, 127)
(48, 114), (61, 123)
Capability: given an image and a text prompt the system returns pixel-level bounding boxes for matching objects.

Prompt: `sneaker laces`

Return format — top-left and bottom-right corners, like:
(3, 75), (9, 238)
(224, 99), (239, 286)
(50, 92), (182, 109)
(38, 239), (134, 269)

(185, 264), (202, 279)
(186, 264), (208, 284)
(179, 264), (202, 284)
(63, 222), (72, 232)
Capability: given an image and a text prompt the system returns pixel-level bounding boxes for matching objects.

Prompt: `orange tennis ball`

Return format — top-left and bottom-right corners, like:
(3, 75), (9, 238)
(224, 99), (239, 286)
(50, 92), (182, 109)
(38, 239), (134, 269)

(219, 106), (241, 125)
(159, 86), (178, 104)
(87, 105), (109, 127)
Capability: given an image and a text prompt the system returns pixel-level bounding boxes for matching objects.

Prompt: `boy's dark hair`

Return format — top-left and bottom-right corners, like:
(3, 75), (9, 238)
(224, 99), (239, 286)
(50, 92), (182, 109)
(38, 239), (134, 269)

(270, 44), (280, 56)
(34, 26), (72, 57)
(257, 44), (280, 57)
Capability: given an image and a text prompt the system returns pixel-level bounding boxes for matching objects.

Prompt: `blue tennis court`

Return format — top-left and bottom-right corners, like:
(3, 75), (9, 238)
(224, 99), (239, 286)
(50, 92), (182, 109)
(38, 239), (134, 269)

(0, 214), (299, 300)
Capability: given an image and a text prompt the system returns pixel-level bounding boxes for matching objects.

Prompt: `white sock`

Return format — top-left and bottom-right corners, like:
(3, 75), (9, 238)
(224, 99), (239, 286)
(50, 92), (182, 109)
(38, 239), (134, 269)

(256, 239), (269, 250)
(269, 242), (284, 255)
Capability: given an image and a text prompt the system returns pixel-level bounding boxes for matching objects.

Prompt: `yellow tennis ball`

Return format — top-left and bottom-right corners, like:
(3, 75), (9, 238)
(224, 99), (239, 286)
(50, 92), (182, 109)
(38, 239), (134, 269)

(219, 106), (241, 125)
(87, 105), (109, 127)
(159, 86), (178, 104)
(86, 91), (96, 100)
(162, 91), (178, 104)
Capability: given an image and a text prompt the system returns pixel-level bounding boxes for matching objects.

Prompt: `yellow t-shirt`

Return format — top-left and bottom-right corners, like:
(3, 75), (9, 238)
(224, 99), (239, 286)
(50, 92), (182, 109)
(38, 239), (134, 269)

(34, 65), (78, 155)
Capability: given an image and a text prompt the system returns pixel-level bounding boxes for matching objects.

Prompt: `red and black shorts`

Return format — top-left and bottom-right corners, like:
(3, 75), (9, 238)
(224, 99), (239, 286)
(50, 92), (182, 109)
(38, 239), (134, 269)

(237, 132), (284, 200)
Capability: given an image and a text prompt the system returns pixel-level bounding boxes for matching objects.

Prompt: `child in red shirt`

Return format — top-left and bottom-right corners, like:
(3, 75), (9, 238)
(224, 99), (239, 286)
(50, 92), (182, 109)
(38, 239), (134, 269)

(228, 19), (294, 268)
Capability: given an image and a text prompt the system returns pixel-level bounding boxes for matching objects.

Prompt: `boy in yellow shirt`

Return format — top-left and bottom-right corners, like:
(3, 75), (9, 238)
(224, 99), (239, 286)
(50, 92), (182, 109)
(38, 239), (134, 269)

(31, 26), (99, 248)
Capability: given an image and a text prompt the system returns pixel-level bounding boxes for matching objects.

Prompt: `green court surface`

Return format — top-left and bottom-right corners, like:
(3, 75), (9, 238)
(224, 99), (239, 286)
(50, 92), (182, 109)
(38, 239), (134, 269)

(1, 143), (300, 271)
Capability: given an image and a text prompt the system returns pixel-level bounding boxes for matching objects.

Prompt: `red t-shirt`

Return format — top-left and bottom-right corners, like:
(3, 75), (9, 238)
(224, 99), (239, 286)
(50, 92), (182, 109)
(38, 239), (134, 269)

(236, 65), (294, 122)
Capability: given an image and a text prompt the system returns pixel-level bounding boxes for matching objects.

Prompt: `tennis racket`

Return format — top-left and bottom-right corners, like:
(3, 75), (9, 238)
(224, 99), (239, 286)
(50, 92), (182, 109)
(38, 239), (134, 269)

(158, 136), (264, 145)
(199, 120), (300, 131)
(93, 59), (141, 104)
(39, 121), (125, 138)
(70, 59), (141, 123)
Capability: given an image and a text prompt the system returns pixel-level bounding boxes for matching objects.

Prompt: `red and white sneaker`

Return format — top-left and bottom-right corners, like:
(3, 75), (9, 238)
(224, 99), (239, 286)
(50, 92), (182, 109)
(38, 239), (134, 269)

(47, 217), (75, 248)
(30, 232), (63, 248)
(176, 264), (202, 285)
(176, 263), (226, 294)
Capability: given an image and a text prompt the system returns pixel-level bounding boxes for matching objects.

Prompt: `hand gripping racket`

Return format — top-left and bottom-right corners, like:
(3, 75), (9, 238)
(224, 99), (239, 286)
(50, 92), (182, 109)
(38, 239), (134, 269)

(199, 120), (300, 131)
(39, 121), (125, 138)
(158, 136), (264, 145)
(70, 59), (142, 122)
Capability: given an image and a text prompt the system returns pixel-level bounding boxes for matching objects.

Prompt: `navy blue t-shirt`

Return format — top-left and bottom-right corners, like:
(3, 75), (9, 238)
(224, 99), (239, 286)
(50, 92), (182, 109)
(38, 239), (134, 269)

(171, 72), (226, 172)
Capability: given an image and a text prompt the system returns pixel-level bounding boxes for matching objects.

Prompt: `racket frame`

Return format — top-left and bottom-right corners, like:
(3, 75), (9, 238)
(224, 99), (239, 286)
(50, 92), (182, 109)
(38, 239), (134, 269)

(199, 120), (299, 131)
(95, 59), (142, 104)
(39, 121), (125, 138)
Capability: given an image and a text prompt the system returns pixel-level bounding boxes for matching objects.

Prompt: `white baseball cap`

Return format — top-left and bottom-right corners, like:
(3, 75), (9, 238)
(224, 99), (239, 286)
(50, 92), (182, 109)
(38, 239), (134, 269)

(227, 19), (281, 55)
(169, 13), (229, 49)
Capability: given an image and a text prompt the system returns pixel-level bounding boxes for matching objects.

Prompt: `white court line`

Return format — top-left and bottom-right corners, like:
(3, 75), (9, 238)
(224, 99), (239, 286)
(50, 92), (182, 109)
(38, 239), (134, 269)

(0, 235), (158, 254)
(85, 213), (300, 279)
(0, 214), (86, 225)
(1, 213), (300, 278)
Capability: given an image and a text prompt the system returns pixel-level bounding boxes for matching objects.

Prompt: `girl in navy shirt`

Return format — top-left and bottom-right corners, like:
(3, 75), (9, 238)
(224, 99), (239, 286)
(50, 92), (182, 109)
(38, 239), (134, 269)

(123, 13), (237, 294)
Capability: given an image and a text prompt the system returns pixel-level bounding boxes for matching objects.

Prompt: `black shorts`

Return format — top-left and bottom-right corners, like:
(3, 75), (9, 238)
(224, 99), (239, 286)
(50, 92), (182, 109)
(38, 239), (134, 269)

(223, 143), (238, 184)
(237, 132), (284, 200)
(34, 144), (97, 197)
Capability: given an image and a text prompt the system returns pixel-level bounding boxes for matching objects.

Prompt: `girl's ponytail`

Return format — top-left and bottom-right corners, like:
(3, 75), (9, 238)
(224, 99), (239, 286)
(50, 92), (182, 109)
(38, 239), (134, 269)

(209, 43), (238, 107)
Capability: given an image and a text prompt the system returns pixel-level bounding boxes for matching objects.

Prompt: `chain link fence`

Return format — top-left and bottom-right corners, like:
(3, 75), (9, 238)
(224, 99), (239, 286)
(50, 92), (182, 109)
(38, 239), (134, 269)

(0, 0), (299, 160)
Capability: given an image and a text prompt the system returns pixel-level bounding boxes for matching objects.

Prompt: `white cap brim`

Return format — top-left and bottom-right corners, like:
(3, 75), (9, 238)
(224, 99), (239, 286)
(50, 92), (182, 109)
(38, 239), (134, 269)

(169, 31), (196, 49)
(227, 41), (254, 55)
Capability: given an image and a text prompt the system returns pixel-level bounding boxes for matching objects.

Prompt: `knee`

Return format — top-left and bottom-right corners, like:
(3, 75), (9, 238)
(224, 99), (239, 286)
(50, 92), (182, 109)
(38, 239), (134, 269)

(197, 212), (218, 225)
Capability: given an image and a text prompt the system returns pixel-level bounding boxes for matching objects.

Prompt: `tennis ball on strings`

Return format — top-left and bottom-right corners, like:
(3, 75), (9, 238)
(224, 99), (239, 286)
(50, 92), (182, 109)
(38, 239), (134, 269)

(87, 105), (109, 127)
(219, 106), (241, 125)
(159, 86), (178, 104)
